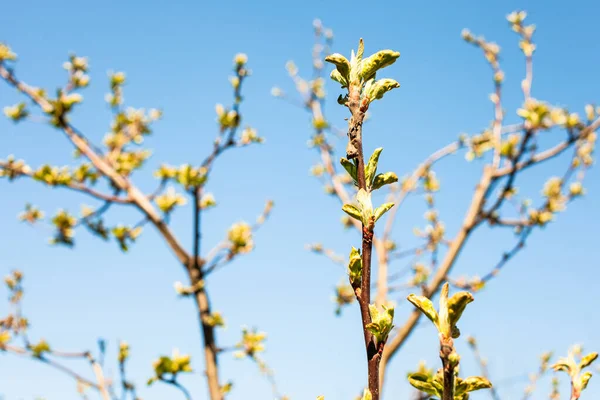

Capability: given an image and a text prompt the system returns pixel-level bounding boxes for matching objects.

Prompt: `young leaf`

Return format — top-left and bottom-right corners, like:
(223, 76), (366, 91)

(580, 352), (598, 369)
(372, 171), (398, 190)
(365, 148), (383, 188)
(552, 359), (573, 374)
(431, 377), (444, 395)
(340, 157), (358, 185)
(356, 38), (364, 62)
(356, 189), (374, 224)
(374, 202), (394, 223)
(365, 304), (394, 344)
(360, 50), (401, 82)
(342, 204), (362, 222)
(407, 294), (439, 327)
(363, 78), (375, 98)
(324, 53), (350, 80)
(580, 372), (593, 390)
(407, 373), (441, 397)
(438, 282), (451, 338)
(350, 39), (365, 84)
(365, 78), (400, 103)
(348, 246), (362, 287)
(447, 290), (474, 336)
(330, 69), (348, 88)
(456, 376), (493, 395)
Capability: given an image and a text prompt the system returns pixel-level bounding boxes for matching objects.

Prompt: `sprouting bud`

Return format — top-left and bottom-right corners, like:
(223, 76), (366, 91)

(0, 42), (17, 61)
(461, 29), (474, 42)
(200, 193), (217, 209)
(234, 53), (248, 66)
(3, 103), (28, 122)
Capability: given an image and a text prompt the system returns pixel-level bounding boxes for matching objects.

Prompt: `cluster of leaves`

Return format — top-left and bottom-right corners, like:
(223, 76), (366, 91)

(407, 283), (492, 399)
(63, 54), (91, 89)
(3, 101), (28, 122)
(326, 39), (400, 108)
(1, 272), (60, 361)
(365, 304), (394, 345)
(407, 367), (492, 400)
(234, 328), (267, 359)
(0, 42), (17, 62)
(407, 283), (473, 342)
(227, 222), (254, 255)
(552, 345), (597, 399)
(147, 349), (193, 386)
(154, 163), (208, 191)
(1, 270), (27, 345)
(203, 311), (226, 328)
(340, 148), (398, 227)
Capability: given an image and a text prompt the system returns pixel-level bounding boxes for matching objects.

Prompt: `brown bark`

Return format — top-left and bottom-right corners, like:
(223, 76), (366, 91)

(194, 285), (222, 400)
(346, 84), (381, 399)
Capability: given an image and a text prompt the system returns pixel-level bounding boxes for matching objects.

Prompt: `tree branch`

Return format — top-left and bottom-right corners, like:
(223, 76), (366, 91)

(379, 166), (493, 393)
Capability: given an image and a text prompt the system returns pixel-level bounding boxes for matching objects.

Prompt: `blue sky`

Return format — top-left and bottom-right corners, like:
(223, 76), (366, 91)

(1, 1), (599, 399)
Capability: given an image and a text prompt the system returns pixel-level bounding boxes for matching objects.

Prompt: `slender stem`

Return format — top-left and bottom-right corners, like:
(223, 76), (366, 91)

(441, 357), (455, 400)
(570, 376), (581, 400)
(2, 345), (103, 392)
(494, 118), (600, 177)
(0, 160), (132, 204)
(468, 338), (501, 400)
(485, 130), (533, 216)
(194, 287), (221, 400)
(87, 354), (111, 400)
(44, 356), (104, 393)
(439, 336), (456, 400)
(193, 188), (202, 271)
(347, 85), (380, 398)
(190, 187), (222, 400)
(163, 378), (193, 400)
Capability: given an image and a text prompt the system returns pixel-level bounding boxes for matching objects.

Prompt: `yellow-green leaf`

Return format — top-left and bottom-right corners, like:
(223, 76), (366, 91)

(407, 294), (439, 327)
(365, 78), (400, 103)
(580, 372), (593, 390)
(342, 204), (362, 221)
(348, 247), (362, 287)
(356, 189), (374, 224)
(447, 290), (474, 334)
(324, 53), (350, 80)
(407, 373), (441, 397)
(457, 376), (493, 395)
(365, 304), (395, 344)
(365, 148), (383, 188)
(372, 171), (398, 190)
(552, 360), (572, 374)
(360, 50), (401, 81)
(340, 157), (358, 185)
(374, 202), (394, 223)
(580, 352), (598, 369)
(330, 69), (348, 88)
(356, 38), (364, 63)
